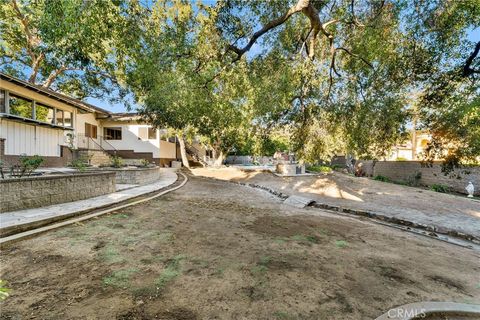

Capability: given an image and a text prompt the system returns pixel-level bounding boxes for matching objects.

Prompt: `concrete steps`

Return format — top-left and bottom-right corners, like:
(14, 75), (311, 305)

(77, 149), (111, 166)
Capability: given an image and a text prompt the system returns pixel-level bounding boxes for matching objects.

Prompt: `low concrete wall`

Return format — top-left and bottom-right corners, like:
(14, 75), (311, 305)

(0, 172), (116, 213)
(356, 160), (480, 195)
(226, 155), (274, 165)
(113, 166), (161, 185)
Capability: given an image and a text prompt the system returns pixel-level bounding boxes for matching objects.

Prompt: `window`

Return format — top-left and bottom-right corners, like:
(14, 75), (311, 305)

(104, 127), (122, 140)
(56, 109), (64, 126)
(148, 127), (157, 139)
(9, 94), (33, 119)
(35, 104), (55, 124)
(138, 127), (148, 140)
(64, 111), (73, 127)
(85, 123), (97, 138)
(0, 90), (5, 113)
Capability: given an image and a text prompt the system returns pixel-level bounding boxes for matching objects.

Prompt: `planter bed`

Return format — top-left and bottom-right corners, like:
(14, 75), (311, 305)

(0, 171), (116, 213)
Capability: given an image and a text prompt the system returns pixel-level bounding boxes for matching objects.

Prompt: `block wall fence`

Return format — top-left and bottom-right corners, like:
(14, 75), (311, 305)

(356, 160), (480, 195)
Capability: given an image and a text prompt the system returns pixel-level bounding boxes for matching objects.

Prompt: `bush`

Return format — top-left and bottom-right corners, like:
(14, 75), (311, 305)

(11, 155), (44, 177)
(406, 171), (422, 186)
(395, 157), (408, 161)
(110, 155), (124, 168)
(373, 175), (391, 182)
(331, 164), (343, 170)
(307, 165), (332, 173)
(430, 184), (450, 193)
(70, 158), (88, 172)
(140, 159), (151, 167)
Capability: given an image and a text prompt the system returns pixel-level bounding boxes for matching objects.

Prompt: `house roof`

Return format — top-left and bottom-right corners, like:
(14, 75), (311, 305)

(0, 72), (112, 115)
(107, 112), (143, 121)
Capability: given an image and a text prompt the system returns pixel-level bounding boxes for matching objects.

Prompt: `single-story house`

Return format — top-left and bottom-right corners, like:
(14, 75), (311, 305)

(0, 72), (179, 167)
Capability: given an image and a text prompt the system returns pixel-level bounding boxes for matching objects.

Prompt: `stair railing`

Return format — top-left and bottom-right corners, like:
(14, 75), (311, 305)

(76, 133), (117, 155)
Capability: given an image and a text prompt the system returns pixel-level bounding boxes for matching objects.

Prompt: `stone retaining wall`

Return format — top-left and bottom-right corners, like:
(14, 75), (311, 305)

(112, 166), (161, 185)
(356, 160), (480, 195)
(0, 172), (116, 213)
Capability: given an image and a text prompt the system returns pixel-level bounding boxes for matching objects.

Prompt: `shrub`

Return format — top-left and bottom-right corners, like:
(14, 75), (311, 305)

(395, 157), (408, 161)
(110, 155), (124, 168)
(373, 175), (391, 182)
(70, 158), (88, 172)
(406, 171), (422, 186)
(307, 165), (332, 173)
(140, 158), (151, 167)
(331, 164), (343, 170)
(430, 184), (450, 193)
(11, 155), (44, 177)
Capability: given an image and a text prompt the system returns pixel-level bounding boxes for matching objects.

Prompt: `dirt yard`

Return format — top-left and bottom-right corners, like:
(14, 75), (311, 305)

(191, 167), (480, 240)
(1, 174), (479, 319)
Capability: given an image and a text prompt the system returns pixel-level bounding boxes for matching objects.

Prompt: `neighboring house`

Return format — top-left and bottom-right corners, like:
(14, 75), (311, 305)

(0, 72), (179, 167)
(387, 130), (434, 161)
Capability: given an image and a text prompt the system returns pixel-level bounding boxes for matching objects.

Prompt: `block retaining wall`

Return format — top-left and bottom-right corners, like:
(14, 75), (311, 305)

(356, 160), (480, 195)
(0, 172), (116, 213)
(112, 166), (161, 185)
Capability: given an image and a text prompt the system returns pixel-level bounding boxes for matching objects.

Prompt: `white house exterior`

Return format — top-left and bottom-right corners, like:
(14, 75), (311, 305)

(0, 72), (179, 167)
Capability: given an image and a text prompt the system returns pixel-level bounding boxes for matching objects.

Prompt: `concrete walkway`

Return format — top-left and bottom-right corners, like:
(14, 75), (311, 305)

(192, 168), (480, 242)
(0, 169), (178, 235)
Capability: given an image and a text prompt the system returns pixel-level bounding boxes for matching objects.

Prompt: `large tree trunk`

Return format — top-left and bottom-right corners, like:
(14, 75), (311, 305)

(211, 148), (225, 167)
(345, 154), (355, 174)
(177, 134), (190, 169)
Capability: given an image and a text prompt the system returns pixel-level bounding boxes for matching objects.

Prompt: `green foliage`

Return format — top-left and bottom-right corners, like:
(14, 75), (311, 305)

(306, 165), (332, 173)
(3, 0), (478, 166)
(0, 280), (10, 300)
(20, 155), (44, 171)
(103, 268), (138, 288)
(11, 155), (45, 177)
(70, 156), (88, 172)
(396, 157), (408, 161)
(155, 254), (186, 290)
(430, 184), (450, 193)
(140, 159), (151, 167)
(331, 164), (343, 170)
(0, 0), (139, 99)
(335, 240), (349, 249)
(373, 175), (391, 183)
(406, 172), (422, 187)
(110, 155), (123, 168)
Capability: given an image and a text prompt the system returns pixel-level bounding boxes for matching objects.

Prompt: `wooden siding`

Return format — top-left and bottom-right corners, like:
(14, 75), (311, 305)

(0, 119), (64, 156)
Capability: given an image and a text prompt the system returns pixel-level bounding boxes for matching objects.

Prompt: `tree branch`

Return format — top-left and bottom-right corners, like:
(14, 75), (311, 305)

(463, 41), (480, 77)
(335, 47), (373, 68)
(11, 0), (43, 83)
(228, 0), (314, 62)
(43, 66), (68, 88)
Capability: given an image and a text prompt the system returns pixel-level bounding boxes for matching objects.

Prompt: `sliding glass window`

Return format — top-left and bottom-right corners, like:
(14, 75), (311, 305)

(35, 103), (55, 124)
(64, 111), (73, 127)
(9, 94), (33, 119)
(56, 109), (64, 126)
(0, 90), (5, 113)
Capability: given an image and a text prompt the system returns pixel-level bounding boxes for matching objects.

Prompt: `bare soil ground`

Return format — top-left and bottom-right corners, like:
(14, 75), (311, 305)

(1, 174), (479, 319)
(191, 168), (480, 239)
